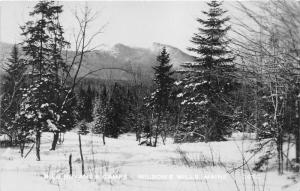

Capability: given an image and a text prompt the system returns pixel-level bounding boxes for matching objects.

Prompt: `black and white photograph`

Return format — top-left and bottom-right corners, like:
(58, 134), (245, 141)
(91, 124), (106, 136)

(0, 0), (300, 190)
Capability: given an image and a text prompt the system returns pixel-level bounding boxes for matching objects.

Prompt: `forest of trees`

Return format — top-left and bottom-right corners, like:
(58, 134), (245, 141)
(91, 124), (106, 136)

(1, 0), (300, 175)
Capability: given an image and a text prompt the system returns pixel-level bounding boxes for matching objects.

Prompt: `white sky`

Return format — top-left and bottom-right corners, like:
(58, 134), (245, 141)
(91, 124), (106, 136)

(0, 1), (259, 51)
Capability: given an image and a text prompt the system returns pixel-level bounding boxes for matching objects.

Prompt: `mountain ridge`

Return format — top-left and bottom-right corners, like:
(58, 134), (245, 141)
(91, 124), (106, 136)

(0, 41), (193, 81)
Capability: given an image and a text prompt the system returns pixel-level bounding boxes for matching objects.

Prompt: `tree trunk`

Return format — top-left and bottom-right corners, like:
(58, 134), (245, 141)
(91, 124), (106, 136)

(154, 117), (160, 147)
(295, 99), (300, 172)
(136, 126), (141, 143)
(20, 141), (25, 158)
(36, 130), (41, 161)
(102, 133), (106, 145)
(295, 117), (300, 172)
(276, 132), (283, 175)
(154, 128), (158, 147)
(286, 134), (291, 171)
(78, 134), (84, 175)
(8, 135), (13, 146)
(161, 117), (170, 145)
(50, 131), (59, 150)
(255, 86), (259, 139)
(161, 131), (166, 145)
(58, 132), (63, 144)
(102, 125), (106, 145)
(69, 154), (72, 176)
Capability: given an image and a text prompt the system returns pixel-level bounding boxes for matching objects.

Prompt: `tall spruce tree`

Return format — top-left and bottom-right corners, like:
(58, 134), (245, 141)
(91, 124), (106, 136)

(77, 85), (96, 122)
(94, 86), (108, 145)
(106, 83), (127, 138)
(77, 86), (87, 121)
(178, 0), (236, 142)
(85, 85), (96, 122)
(0, 45), (26, 146)
(18, 0), (69, 160)
(147, 47), (174, 147)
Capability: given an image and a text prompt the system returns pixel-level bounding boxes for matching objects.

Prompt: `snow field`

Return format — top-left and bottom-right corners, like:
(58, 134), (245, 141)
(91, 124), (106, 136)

(0, 132), (299, 191)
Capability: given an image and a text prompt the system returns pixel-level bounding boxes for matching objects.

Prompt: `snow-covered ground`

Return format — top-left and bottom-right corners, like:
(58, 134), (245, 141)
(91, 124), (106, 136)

(0, 132), (299, 191)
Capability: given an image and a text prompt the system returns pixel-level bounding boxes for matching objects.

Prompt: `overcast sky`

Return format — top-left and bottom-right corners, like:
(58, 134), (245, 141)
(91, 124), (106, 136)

(0, 1), (258, 51)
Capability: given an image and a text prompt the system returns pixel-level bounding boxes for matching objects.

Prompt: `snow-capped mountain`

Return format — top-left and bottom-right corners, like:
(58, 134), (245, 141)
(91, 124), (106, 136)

(0, 42), (193, 81)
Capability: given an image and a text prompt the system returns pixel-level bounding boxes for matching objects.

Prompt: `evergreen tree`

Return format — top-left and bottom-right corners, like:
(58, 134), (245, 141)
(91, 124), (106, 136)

(59, 92), (77, 132)
(138, 103), (153, 146)
(18, 0), (69, 160)
(77, 85), (96, 122)
(124, 88), (138, 133)
(85, 85), (96, 122)
(178, 0), (236, 142)
(0, 45), (26, 146)
(147, 47), (174, 147)
(94, 86), (108, 145)
(77, 86), (86, 121)
(105, 83), (127, 138)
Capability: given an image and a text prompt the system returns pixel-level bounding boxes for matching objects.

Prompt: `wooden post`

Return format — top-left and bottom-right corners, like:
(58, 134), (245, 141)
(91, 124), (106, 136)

(78, 134), (84, 175)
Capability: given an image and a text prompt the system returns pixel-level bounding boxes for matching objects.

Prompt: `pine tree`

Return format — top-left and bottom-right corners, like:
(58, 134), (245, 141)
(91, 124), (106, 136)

(124, 88), (138, 133)
(105, 83), (127, 138)
(77, 86), (86, 121)
(94, 86), (108, 145)
(85, 85), (95, 122)
(178, 0), (236, 142)
(77, 85), (96, 122)
(58, 92), (77, 132)
(147, 47), (174, 147)
(0, 45), (26, 147)
(18, 0), (69, 160)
